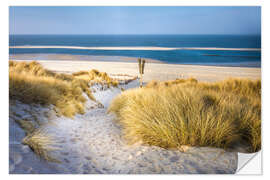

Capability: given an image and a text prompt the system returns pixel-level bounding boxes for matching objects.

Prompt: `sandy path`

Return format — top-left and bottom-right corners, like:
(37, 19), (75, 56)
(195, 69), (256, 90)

(57, 81), (238, 174)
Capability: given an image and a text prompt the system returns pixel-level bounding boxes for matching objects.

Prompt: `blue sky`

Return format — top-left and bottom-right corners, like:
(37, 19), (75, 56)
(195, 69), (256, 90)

(9, 6), (261, 35)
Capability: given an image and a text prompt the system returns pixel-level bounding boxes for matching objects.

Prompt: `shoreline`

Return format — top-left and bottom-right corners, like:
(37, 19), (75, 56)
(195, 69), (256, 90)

(9, 54), (163, 64)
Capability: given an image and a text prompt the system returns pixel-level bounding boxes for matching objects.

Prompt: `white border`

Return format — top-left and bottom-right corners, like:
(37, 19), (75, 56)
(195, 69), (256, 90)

(2, 0), (269, 179)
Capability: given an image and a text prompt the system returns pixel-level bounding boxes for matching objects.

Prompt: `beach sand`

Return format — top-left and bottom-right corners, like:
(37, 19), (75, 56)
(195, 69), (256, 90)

(40, 60), (260, 82)
(9, 56), (261, 174)
(10, 54), (261, 83)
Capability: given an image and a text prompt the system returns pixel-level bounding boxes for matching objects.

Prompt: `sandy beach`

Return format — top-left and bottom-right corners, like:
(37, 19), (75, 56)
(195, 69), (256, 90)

(39, 60), (261, 82)
(10, 54), (261, 83)
(9, 56), (261, 174)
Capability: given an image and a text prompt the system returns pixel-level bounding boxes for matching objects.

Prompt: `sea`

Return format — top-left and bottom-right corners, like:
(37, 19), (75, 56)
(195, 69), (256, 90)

(9, 35), (261, 67)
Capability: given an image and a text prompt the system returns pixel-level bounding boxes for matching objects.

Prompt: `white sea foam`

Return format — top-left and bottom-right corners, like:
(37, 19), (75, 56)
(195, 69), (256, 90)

(9, 45), (261, 51)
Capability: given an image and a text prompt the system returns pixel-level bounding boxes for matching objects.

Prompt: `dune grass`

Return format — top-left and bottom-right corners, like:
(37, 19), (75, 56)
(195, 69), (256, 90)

(72, 69), (119, 87)
(9, 60), (121, 162)
(9, 60), (118, 117)
(9, 60), (121, 161)
(22, 128), (60, 162)
(14, 119), (36, 135)
(108, 78), (261, 153)
(145, 78), (198, 88)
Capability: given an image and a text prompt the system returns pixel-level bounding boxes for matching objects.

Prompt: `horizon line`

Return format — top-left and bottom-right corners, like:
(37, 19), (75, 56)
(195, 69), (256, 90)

(9, 34), (261, 36)
(9, 45), (261, 52)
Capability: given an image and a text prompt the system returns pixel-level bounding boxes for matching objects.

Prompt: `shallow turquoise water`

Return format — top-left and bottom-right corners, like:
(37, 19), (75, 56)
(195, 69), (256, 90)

(9, 35), (261, 67)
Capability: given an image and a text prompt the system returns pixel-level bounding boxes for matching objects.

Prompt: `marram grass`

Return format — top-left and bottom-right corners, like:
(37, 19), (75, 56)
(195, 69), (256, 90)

(23, 128), (61, 162)
(9, 60), (118, 117)
(72, 69), (119, 87)
(10, 61), (90, 117)
(108, 78), (261, 153)
(9, 60), (120, 161)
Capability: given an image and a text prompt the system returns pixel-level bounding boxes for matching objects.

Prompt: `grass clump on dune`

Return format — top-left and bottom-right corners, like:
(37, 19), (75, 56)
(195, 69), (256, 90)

(145, 78), (198, 88)
(72, 69), (119, 87)
(9, 61), (115, 117)
(9, 60), (119, 161)
(23, 128), (60, 162)
(10, 61), (89, 117)
(108, 78), (261, 153)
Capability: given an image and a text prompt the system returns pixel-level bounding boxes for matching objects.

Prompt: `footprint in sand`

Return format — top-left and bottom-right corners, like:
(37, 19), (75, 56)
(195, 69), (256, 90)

(85, 156), (92, 161)
(70, 138), (77, 143)
(64, 158), (70, 163)
(60, 152), (69, 156)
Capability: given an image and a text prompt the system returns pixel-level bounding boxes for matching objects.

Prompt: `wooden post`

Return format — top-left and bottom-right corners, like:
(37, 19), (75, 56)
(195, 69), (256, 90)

(138, 58), (142, 74)
(140, 73), (143, 88)
(138, 58), (145, 88)
(142, 59), (145, 74)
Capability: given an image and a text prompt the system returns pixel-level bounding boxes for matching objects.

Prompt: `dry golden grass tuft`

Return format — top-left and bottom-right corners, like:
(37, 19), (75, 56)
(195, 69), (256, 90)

(23, 128), (60, 162)
(9, 60), (120, 161)
(14, 119), (36, 135)
(108, 78), (261, 153)
(72, 69), (119, 87)
(9, 60), (119, 117)
(145, 78), (198, 88)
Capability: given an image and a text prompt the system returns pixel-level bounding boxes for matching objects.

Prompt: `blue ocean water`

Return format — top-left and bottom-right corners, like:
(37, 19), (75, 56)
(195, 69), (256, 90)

(9, 35), (261, 67)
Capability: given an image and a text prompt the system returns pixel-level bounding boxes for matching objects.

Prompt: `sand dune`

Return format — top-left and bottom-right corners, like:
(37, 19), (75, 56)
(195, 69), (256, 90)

(9, 59), (261, 174)
(9, 81), (238, 174)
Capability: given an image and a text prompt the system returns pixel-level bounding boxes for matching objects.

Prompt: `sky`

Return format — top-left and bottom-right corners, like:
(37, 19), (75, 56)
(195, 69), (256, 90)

(9, 6), (261, 35)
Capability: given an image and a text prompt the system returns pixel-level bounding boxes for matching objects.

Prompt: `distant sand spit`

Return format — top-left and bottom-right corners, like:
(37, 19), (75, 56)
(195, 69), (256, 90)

(9, 54), (163, 63)
(9, 46), (261, 51)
